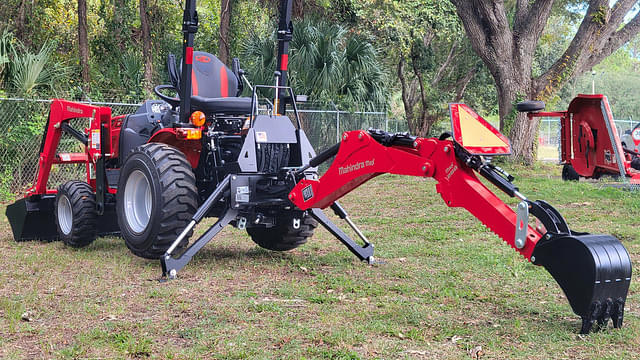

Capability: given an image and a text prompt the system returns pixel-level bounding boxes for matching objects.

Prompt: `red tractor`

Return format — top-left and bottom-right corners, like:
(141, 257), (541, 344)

(5, 0), (632, 335)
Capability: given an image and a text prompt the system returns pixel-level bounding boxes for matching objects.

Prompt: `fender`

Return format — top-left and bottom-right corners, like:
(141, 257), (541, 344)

(147, 128), (202, 168)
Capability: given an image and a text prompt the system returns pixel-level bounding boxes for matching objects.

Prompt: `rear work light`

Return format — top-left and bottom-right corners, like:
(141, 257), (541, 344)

(176, 128), (202, 140)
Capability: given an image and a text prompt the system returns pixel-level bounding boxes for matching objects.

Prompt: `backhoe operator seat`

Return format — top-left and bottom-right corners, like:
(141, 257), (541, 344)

(173, 51), (252, 115)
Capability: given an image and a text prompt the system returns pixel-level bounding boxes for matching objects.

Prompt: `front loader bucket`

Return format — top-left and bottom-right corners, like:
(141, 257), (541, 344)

(6, 195), (59, 241)
(532, 233), (632, 334)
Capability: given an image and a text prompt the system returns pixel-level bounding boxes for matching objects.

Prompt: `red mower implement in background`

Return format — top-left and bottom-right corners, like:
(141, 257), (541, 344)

(5, 0), (632, 335)
(523, 94), (640, 185)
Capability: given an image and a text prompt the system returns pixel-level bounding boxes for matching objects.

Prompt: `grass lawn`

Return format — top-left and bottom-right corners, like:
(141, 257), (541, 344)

(0, 162), (638, 359)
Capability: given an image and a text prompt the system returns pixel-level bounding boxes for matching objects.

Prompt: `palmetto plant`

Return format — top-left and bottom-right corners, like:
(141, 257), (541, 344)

(10, 40), (66, 95)
(120, 50), (144, 94)
(242, 18), (387, 111)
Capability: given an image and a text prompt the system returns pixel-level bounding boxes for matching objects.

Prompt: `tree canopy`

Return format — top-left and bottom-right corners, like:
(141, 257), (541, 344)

(451, 0), (640, 163)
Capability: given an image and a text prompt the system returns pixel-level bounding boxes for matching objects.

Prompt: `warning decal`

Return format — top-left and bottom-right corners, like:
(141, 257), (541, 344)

(449, 103), (511, 155)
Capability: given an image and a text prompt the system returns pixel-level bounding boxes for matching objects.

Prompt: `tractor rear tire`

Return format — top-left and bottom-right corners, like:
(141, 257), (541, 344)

(55, 181), (98, 248)
(117, 143), (198, 259)
(562, 163), (580, 181)
(247, 213), (318, 251)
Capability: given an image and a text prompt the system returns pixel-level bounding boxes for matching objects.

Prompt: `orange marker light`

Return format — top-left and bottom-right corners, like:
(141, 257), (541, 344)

(190, 111), (206, 127)
(176, 128), (202, 140)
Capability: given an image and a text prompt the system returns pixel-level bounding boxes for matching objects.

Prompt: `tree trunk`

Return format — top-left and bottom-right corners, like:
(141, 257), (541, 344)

(78, 0), (90, 91)
(398, 34), (475, 138)
(398, 58), (423, 136)
(293, 0), (304, 18)
(16, 0), (27, 44)
(219, 0), (232, 65)
(139, 0), (153, 92)
(114, 0), (127, 52)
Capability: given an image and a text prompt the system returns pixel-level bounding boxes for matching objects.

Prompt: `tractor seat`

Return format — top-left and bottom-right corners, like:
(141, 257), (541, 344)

(191, 95), (252, 114)
(169, 50), (252, 115)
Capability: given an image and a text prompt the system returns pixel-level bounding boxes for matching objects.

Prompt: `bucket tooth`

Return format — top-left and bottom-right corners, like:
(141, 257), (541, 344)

(580, 301), (600, 334)
(532, 233), (631, 334)
(596, 298), (613, 329)
(612, 298), (625, 328)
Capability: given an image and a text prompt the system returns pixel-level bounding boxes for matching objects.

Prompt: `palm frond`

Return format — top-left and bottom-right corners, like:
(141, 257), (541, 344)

(9, 41), (63, 95)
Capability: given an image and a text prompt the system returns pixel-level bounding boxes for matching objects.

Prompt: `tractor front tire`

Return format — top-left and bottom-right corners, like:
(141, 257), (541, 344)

(117, 143), (198, 259)
(247, 213), (318, 251)
(55, 181), (98, 247)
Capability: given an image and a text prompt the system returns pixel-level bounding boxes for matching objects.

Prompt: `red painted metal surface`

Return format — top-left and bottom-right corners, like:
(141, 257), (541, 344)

(185, 46), (193, 64)
(147, 128), (202, 168)
(289, 130), (542, 260)
(530, 95), (640, 183)
(27, 100), (112, 196)
(566, 95), (625, 177)
(280, 54), (289, 71)
(54, 153), (88, 164)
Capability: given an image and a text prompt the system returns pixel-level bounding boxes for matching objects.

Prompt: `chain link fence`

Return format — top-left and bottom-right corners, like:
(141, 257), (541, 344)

(0, 98), (400, 201)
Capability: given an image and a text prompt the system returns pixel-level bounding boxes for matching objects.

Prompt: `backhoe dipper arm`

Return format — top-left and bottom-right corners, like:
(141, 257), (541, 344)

(289, 130), (541, 260)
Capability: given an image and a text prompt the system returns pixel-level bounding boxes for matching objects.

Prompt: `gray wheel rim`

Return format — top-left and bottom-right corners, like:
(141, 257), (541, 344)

(58, 194), (73, 235)
(124, 170), (152, 234)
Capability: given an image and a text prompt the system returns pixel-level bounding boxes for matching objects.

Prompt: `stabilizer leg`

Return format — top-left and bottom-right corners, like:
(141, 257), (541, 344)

(310, 208), (375, 263)
(161, 176), (233, 279)
(161, 208), (238, 278)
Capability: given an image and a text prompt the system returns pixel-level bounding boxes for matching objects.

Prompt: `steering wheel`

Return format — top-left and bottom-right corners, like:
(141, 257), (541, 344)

(154, 84), (181, 108)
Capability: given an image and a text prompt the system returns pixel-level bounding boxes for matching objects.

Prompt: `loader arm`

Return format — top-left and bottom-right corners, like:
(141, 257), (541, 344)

(28, 99), (111, 196)
(288, 129), (631, 334)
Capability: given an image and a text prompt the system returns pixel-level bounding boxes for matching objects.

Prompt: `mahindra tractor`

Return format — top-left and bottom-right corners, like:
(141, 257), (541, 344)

(5, 0), (632, 334)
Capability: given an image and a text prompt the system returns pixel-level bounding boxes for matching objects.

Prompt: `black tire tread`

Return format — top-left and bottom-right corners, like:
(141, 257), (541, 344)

(516, 100), (545, 113)
(562, 163), (580, 181)
(119, 143), (198, 259)
(55, 181), (98, 248)
(247, 214), (318, 251)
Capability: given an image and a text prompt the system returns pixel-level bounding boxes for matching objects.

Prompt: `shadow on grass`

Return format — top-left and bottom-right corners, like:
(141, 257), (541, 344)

(189, 246), (297, 264)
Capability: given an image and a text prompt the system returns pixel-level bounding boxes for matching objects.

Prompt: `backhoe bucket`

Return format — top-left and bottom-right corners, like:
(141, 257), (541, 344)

(6, 195), (59, 241)
(532, 233), (631, 334)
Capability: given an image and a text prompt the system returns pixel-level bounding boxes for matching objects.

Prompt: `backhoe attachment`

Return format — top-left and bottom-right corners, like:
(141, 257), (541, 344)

(288, 104), (631, 334)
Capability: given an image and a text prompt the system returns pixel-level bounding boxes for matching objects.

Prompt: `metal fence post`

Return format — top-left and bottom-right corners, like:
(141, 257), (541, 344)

(331, 102), (340, 143)
(384, 104), (388, 132)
